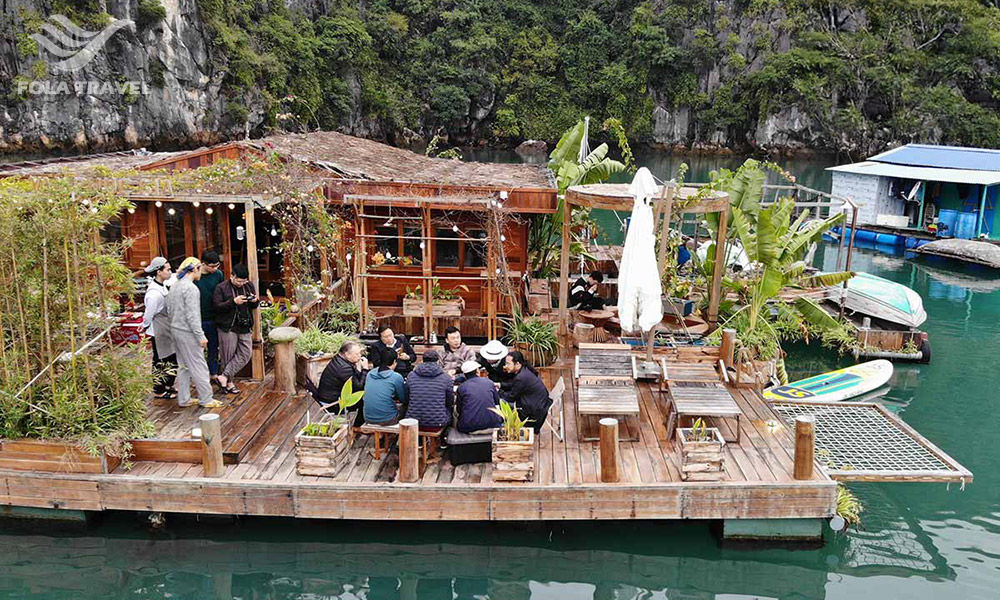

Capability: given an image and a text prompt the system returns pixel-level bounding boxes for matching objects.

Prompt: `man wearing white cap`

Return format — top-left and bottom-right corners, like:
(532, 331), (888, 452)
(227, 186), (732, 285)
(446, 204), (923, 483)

(141, 257), (176, 399)
(455, 360), (504, 433)
(476, 339), (510, 383)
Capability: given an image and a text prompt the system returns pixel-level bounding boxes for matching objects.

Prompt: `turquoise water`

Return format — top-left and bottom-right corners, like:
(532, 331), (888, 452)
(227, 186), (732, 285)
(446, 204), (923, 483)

(2, 242), (998, 598)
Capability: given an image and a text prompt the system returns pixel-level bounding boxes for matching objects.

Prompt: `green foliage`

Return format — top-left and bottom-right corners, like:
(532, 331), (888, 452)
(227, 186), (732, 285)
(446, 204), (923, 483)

(500, 308), (559, 367)
(303, 378), (364, 432)
(294, 326), (358, 356)
(490, 399), (531, 442)
(136, 0), (166, 32)
(837, 484), (863, 528)
(317, 299), (361, 333)
(404, 278), (469, 301)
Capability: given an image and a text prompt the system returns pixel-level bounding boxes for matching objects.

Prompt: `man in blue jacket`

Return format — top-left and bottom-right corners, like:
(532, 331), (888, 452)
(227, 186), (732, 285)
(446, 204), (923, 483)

(363, 348), (407, 425)
(455, 361), (503, 433)
(404, 349), (454, 429)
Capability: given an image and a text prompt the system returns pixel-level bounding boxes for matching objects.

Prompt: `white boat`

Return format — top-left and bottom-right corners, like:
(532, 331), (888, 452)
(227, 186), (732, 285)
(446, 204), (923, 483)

(831, 272), (927, 328)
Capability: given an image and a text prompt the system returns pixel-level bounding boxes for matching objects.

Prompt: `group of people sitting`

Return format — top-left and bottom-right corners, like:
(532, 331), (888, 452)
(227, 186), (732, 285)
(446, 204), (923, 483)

(315, 325), (552, 439)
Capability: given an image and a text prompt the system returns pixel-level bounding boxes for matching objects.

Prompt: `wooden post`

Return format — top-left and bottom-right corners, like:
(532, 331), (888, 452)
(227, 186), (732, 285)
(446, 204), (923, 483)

(268, 326), (301, 393)
(707, 205), (728, 330)
(721, 328), (736, 369)
(599, 418), (620, 483)
(656, 184), (675, 278)
(558, 198), (571, 337)
(793, 415), (815, 480)
(244, 201), (265, 380)
(199, 413), (224, 477)
(398, 418), (419, 483)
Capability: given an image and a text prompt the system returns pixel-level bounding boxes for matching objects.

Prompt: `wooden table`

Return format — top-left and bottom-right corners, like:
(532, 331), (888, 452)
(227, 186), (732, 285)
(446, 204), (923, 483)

(666, 384), (742, 443)
(576, 343), (641, 441)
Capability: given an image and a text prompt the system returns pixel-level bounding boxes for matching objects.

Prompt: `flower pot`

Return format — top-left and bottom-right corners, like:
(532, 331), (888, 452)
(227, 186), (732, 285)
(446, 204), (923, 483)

(402, 297), (465, 317)
(492, 427), (535, 482)
(678, 426), (725, 481)
(295, 422), (353, 477)
(662, 297), (693, 317)
(296, 351), (335, 386)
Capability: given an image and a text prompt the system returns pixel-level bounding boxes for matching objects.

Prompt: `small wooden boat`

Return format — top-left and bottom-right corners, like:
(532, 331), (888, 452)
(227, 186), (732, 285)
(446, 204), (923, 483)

(764, 360), (894, 402)
(831, 272), (927, 328)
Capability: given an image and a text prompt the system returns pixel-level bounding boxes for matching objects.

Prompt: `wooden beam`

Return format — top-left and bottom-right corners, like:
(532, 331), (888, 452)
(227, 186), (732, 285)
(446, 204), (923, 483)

(793, 416), (815, 481)
(599, 418), (620, 483)
(707, 205), (728, 330)
(244, 201), (264, 380)
(558, 198), (571, 337)
(200, 414), (225, 478)
(656, 184), (675, 279)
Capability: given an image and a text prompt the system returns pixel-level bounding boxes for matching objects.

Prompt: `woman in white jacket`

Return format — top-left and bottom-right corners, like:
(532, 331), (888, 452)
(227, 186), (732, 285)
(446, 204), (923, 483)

(141, 257), (177, 399)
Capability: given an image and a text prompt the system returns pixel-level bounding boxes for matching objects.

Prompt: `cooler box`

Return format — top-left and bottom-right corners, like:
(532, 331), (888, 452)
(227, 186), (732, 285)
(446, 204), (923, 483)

(109, 312), (146, 346)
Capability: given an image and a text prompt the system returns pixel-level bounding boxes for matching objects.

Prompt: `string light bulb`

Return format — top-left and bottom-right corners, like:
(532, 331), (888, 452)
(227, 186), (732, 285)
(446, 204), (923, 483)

(155, 200), (163, 207)
(228, 203), (236, 210)
(192, 201), (200, 208)
(419, 242), (425, 249)
(167, 208), (176, 216)
(306, 244), (314, 253)
(205, 207), (214, 215)
(127, 208), (135, 214)
(452, 225), (459, 233)
(500, 234), (506, 242)
(346, 252), (352, 261)
(270, 227), (278, 237)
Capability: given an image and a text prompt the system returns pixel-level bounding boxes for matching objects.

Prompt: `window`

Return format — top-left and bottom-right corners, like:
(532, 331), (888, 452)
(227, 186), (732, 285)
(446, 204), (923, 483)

(464, 229), (488, 268)
(375, 226), (397, 261)
(435, 228), (459, 267)
(402, 227), (423, 266)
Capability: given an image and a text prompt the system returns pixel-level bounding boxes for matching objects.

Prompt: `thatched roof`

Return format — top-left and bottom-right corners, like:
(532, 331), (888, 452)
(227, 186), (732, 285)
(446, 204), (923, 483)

(0, 150), (185, 177)
(243, 131), (554, 189)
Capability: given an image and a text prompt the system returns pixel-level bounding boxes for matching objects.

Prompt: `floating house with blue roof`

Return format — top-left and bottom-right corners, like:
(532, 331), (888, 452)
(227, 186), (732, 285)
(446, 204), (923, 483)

(828, 144), (1000, 240)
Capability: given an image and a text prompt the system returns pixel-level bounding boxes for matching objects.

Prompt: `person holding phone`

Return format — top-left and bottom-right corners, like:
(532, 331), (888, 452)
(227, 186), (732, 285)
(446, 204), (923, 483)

(212, 263), (260, 394)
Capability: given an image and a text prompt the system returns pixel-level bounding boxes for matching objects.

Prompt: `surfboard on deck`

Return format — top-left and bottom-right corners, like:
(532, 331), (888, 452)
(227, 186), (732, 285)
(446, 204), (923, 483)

(764, 360), (894, 402)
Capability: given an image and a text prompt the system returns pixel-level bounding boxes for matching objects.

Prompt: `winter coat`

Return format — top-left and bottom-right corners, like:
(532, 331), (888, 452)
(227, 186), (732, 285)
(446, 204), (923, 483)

(456, 376), (503, 433)
(440, 342), (475, 375)
(501, 367), (551, 432)
(212, 279), (260, 334)
(142, 278), (174, 357)
(369, 335), (416, 376)
(404, 362), (454, 428)
(317, 354), (366, 404)
(364, 368), (407, 424)
(167, 277), (205, 339)
(194, 270), (224, 321)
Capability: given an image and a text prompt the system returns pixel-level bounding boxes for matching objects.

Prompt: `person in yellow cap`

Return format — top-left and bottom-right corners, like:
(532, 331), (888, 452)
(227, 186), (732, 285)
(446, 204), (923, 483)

(167, 257), (221, 408)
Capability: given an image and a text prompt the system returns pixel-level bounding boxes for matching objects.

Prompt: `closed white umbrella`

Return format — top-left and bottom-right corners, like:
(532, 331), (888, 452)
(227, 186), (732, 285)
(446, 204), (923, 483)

(617, 167), (663, 333)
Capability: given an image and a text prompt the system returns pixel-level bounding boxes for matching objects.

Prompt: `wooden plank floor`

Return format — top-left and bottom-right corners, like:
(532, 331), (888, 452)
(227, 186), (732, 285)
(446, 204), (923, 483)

(1, 352), (838, 521)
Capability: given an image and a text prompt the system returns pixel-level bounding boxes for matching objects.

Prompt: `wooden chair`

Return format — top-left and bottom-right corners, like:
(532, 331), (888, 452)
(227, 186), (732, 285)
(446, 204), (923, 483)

(574, 343), (641, 441)
(545, 376), (566, 442)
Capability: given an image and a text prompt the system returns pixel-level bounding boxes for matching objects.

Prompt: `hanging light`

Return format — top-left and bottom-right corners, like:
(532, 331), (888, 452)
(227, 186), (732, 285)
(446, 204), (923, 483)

(270, 226), (278, 237)
(346, 252), (352, 261)
(500, 234), (506, 242)
(452, 225), (459, 233)
(192, 201), (200, 208)
(419, 242), (425, 249)
(127, 207), (136, 214)
(155, 200), (163, 207)
(205, 207), (214, 215)
(167, 208), (176, 216)
(228, 203), (236, 210)
(306, 244), (315, 253)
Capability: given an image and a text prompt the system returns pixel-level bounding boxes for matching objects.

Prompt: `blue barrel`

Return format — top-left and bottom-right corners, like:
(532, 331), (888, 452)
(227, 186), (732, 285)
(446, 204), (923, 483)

(955, 212), (979, 239)
(937, 209), (958, 237)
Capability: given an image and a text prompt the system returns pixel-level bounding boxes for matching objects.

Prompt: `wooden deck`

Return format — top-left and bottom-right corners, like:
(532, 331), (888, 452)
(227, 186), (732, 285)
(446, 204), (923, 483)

(0, 350), (837, 522)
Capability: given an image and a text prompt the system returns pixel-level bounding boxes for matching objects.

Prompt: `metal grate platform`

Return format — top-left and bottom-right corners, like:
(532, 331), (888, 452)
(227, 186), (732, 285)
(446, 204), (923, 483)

(771, 401), (973, 483)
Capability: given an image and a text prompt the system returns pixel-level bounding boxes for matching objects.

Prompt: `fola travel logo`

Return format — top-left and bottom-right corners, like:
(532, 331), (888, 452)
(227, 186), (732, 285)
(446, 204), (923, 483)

(18, 14), (148, 97)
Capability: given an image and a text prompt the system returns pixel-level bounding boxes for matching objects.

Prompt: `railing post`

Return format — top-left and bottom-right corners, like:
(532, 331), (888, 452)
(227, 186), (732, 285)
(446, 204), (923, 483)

(398, 418), (419, 483)
(268, 326), (302, 393)
(199, 413), (225, 477)
(721, 328), (736, 369)
(794, 416), (815, 480)
(599, 418), (620, 483)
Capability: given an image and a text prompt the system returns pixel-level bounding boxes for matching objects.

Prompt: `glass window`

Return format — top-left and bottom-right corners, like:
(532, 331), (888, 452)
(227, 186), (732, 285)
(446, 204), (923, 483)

(402, 227), (423, 267)
(163, 204), (188, 266)
(375, 226), (398, 264)
(435, 228), (459, 267)
(465, 229), (488, 268)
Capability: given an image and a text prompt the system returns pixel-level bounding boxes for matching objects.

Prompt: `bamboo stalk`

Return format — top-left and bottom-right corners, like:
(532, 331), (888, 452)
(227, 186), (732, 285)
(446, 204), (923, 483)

(92, 231), (106, 318)
(10, 250), (33, 385)
(41, 239), (55, 393)
(73, 240), (98, 423)
(63, 240), (78, 400)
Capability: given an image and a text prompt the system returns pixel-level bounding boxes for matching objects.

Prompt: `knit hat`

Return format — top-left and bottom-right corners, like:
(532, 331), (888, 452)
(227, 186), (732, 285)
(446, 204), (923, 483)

(479, 340), (509, 362)
(461, 360), (481, 374)
(144, 256), (167, 274)
(423, 349), (440, 363)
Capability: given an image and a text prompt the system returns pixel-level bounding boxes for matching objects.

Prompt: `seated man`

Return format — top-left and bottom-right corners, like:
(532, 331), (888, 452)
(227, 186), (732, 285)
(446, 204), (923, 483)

(570, 270), (606, 310)
(363, 348), (407, 426)
(455, 361), (504, 433)
(500, 350), (552, 432)
(317, 341), (369, 424)
(404, 349), (454, 430)
(476, 339), (510, 383)
(440, 326), (475, 377)
(368, 325), (415, 377)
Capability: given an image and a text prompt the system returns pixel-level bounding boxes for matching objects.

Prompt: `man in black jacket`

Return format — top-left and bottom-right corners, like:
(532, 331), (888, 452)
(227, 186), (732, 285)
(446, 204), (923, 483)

(317, 341), (370, 425)
(212, 263), (260, 394)
(500, 350), (551, 432)
(368, 325), (415, 377)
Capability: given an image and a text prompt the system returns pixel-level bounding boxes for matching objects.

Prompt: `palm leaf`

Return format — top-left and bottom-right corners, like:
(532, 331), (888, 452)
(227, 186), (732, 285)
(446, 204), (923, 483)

(800, 271), (854, 289)
(730, 207), (757, 263)
(728, 160), (765, 217)
(756, 206), (778, 266)
(769, 197), (795, 240)
(794, 297), (841, 331)
(758, 265), (784, 301)
(548, 120), (586, 171)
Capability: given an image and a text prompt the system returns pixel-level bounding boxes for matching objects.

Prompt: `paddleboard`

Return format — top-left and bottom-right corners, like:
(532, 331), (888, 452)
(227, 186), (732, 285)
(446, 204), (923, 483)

(764, 360), (894, 402)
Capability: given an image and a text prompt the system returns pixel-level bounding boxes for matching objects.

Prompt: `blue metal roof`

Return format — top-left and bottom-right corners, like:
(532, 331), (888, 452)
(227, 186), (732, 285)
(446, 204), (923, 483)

(869, 144), (1000, 172)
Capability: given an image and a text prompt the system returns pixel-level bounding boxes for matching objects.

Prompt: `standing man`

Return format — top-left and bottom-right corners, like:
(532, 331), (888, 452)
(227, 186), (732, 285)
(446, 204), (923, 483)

(141, 257), (176, 399)
(213, 263), (259, 395)
(440, 326), (475, 377)
(168, 257), (221, 408)
(194, 250), (224, 387)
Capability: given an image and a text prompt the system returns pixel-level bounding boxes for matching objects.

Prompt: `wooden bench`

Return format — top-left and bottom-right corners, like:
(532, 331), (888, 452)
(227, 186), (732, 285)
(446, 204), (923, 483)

(359, 423), (446, 465)
(575, 343), (641, 441)
(666, 384), (742, 443)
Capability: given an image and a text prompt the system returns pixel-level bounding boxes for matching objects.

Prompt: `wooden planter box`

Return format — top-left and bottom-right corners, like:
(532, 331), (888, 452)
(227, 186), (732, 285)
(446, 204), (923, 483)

(492, 428), (535, 482)
(295, 423), (353, 477)
(678, 427), (725, 481)
(296, 352), (335, 386)
(0, 439), (121, 474)
(402, 297), (464, 317)
(734, 358), (778, 390)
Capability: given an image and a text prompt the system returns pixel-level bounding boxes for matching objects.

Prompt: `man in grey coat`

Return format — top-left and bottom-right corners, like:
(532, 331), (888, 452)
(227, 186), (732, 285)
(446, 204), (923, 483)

(168, 257), (221, 408)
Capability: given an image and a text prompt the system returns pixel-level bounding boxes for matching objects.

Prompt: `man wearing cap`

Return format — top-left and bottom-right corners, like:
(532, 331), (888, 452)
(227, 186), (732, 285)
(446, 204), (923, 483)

(194, 250), (224, 385)
(213, 263), (260, 395)
(476, 339), (510, 383)
(404, 349), (454, 430)
(455, 360), (504, 433)
(168, 257), (221, 408)
(141, 257), (176, 399)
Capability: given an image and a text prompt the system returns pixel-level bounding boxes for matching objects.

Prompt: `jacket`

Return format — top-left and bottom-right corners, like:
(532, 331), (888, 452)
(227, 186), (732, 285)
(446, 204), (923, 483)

(194, 270), (224, 321)
(317, 354), (366, 404)
(478, 354), (509, 383)
(440, 342), (475, 375)
(369, 335), (416, 376)
(212, 279), (260, 334)
(142, 278), (174, 357)
(167, 277), (205, 339)
(501, 367), (551, 432)
(404, 362), (454, 428)
(456, 376), (503, 433)
(363, 368), (407, 424)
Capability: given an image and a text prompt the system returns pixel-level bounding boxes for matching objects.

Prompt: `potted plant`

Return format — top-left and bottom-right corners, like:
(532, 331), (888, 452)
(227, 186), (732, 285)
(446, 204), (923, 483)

(402, 278), (468, 317)
(490, 401), (535, 482)
(662, 279), (694, 318)
(295, 380), (364, 477)
(294, 327), (357, 386)
(677, 418), (725, 481)
(500, 308), (559, 367)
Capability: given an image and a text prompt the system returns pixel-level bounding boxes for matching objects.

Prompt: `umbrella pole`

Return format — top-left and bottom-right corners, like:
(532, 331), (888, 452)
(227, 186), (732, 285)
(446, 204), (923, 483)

(558, 198), (572, 339)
